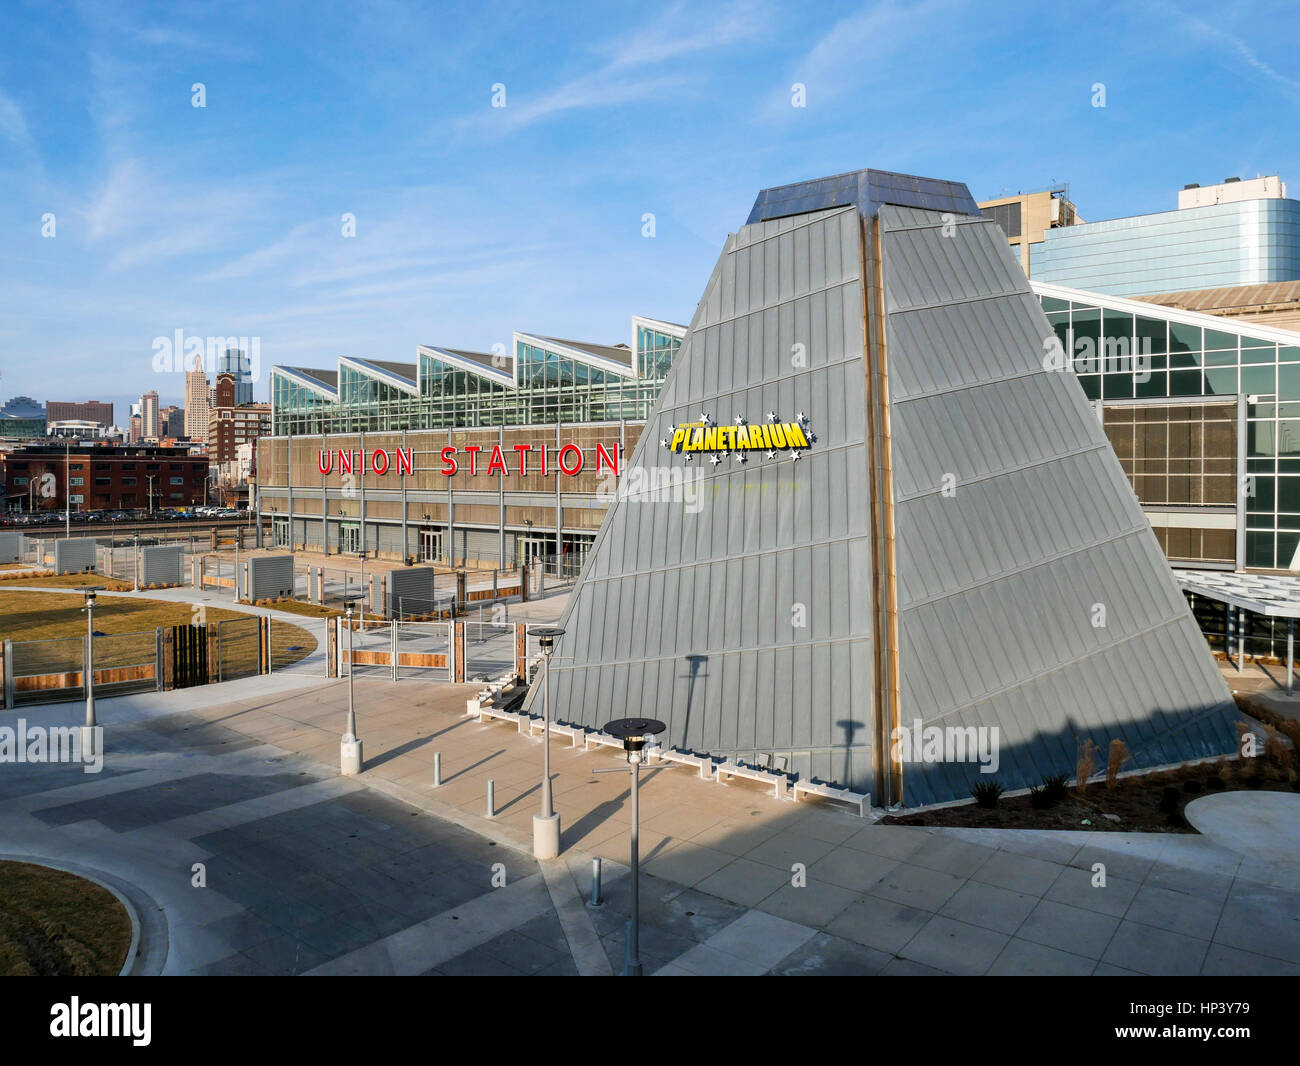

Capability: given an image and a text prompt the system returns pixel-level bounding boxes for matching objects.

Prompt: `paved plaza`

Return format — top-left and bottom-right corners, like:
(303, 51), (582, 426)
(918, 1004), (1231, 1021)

(2, 670), (1300, 976)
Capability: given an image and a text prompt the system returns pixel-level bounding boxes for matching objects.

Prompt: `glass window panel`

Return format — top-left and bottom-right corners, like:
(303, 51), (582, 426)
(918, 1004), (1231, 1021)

(1242, 344), (1278, 364)
(1169, 370), (1203, 396)
(1078, 375), (1100, 400)
(1040, 296), (1069, 313)
(1102, 374), (1134, 399)
(1170, 322), (1202, 353)
(1247, 531), (1274, 568)
(1135, 316), (1168, 355)
(1280, 365), (1300, 400)
(1204, 368), (1237, 396)
(1135, 372), (1168, 398)
(1242, 365), (1276, 396)
(1249, 420), (1277, 457)
(1204, 328), (1238, 352)
(1281, 347), (1300, 362)
(1280, 477), (1300, 512)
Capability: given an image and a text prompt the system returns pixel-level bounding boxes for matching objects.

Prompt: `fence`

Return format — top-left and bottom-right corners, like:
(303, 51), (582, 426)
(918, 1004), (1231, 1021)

(0, 616), (325, 708)
(331, 618), (536, 686)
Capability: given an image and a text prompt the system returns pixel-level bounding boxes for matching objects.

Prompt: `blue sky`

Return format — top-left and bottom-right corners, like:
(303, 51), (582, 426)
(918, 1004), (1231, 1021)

(1, 0), (1297, 422)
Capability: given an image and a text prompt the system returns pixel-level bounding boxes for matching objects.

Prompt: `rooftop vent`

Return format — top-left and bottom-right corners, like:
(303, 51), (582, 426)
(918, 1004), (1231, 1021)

(1225, 177), (1241, 183)
(1183, 183), (1200, 190)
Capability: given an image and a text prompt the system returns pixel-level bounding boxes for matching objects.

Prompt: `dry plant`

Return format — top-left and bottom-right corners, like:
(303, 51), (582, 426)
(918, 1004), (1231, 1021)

(1105, 739), (1129, 790)
(1076, 738), (1098, 796)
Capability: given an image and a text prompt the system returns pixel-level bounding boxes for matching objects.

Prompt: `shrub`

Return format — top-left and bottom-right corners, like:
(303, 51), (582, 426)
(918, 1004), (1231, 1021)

(1182, 779), (1203, 795)
(1076, 738), (1099, 795)
(1206, 775), (1226, 790)
(1028, 785), (1053, 809)
(970, 779), (1004, 808)
(1041, 773), (1069, 804)
(1158, 786), (1181, 814)
(1106, 739), (1129, 790)
(1264, 728), (1293, 773)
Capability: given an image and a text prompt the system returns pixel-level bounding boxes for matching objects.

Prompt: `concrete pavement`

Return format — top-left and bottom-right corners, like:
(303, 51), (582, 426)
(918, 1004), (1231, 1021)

(2, 672), (1299, 975)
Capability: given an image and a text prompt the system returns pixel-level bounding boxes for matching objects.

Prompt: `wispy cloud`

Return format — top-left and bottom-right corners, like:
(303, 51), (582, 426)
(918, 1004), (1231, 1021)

(464, 0), (769, 132)
(1157, 3), (1300, 107)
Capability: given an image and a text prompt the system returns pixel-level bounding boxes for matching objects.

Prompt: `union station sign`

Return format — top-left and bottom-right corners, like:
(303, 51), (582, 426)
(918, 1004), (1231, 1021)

(316, 443), (621, 478)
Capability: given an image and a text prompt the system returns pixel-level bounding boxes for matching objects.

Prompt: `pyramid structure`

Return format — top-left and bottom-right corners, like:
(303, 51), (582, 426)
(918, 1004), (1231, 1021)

(526, 169), (1239, 807)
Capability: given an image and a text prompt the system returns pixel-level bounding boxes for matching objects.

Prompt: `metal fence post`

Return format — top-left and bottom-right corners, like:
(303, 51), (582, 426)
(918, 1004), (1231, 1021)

(2, 639), (11, 709)
(155, 626), (163, 691)
(391, 621), (398, 682)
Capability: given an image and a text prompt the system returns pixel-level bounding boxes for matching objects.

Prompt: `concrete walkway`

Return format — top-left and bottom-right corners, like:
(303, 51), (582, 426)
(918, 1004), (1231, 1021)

(2, 673), (1299, 975)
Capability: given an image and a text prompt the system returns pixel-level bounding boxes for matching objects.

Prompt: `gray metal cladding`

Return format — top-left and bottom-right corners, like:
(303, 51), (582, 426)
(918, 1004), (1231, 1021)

(878, 204), (1238, 806)
(524, 177), (1239, 810)
(527, 205), (878, 794)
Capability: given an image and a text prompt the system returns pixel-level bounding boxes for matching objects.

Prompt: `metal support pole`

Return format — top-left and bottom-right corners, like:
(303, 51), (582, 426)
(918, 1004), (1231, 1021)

(1288, 618), (1294, 697)
(433, 751), (442, 787)
(626, 754), (642, 977)
(84, 596), (96, 729)
(1237, 607), (1245, 674)
(588, 857), (603, 908)
(1226, 604), (1234, 670)
(487, 779), (495, 817)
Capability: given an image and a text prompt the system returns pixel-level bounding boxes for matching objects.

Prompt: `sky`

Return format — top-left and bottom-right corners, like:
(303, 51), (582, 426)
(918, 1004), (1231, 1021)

(0, 0), (1297, 423)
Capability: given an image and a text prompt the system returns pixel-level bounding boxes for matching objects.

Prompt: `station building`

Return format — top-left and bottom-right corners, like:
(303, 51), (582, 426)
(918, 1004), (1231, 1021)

(256, 319), (685, 568)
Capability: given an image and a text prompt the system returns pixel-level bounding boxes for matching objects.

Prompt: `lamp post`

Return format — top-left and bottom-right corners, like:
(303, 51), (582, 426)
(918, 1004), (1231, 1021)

(64, 439), (72, 538)
(531, 626), (565, 860)
(603, 717), (666, 977)
(77, 586), (106, 750)
(340, 599), (363, 774)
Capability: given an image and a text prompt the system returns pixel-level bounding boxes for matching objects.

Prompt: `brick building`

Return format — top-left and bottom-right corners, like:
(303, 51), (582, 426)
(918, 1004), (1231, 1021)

(2, 444), (208, 513)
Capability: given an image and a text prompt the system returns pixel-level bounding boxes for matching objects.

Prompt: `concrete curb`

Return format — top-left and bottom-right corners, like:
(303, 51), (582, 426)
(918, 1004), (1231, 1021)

(0, 852), (167, 976)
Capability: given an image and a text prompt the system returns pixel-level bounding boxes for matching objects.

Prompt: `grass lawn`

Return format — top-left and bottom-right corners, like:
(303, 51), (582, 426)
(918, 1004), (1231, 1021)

(0, 571), (134, 590)
(258, 599), (383, 622)
(0, 861), (132, 976)
(0, 590), (317, 673)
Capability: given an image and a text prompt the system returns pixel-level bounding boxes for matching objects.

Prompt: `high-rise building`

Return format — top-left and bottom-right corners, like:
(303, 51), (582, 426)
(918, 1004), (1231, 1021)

(207, 372), (271, 465)
(185, 354), (210, 442)
(216, 348), (255, 406)
(140, 390), (160, 438)
(46, 400), (114, 425)
(160, 404), (184, 438)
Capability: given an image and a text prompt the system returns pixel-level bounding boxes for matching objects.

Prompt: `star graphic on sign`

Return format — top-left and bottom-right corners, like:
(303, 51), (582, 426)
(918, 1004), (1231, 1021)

(767, 411), (778, 423)
(807, 432), (817, 443)
(798, 411), (807, 423)
(684, 453), (694, 462)
(710, 454), (722, 466)
(702, 412), (712, 425)
(720, 449), (728, 458)
(766, 450), (776, 460)
(660, 438), (668, 448)
(735, 414), (747, 425)
(791, 451), (801, 462)
(668, 424), (676, 433)
(736, 453), (747, 464)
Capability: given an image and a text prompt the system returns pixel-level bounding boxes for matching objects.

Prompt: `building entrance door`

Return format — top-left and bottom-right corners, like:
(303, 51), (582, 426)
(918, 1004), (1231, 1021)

(518, 536), (551, 568)
(339, 522), (360, 555)
(419, 529), (443, 563)
(272, 517), (289, 548)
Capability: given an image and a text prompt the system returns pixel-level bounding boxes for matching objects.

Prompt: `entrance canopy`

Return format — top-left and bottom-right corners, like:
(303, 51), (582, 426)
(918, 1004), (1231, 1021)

(1173, 569), (1300, 618)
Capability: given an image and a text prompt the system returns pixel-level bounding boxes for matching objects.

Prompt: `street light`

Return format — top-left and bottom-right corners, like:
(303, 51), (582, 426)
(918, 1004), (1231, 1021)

(603, 717), (667, 977)
(76, 585), (106, 749)
(340, 598), (363, 775)
(531, 625), (565, 860)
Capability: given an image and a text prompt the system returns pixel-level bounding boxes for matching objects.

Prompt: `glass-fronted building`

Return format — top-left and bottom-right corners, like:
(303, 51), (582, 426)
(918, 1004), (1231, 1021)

(1034, 280), (1300, 573)
(270, 316), (684, 436)
(258, 317), (685, 568)
(1033, 197), (1300, 297)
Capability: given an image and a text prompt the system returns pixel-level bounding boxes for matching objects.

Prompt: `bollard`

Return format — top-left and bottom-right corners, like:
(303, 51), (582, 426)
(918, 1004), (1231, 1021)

(588, 857), (603, 908)
(433, 751), (442, 787)
(487, 779), (495, 817)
